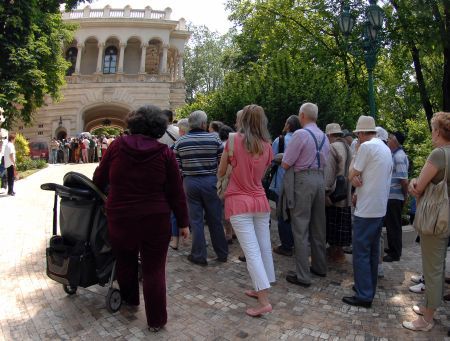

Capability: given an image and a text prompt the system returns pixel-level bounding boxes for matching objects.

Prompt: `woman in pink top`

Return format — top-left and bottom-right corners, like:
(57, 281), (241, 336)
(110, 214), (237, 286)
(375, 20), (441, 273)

(218, 104), (275, 317)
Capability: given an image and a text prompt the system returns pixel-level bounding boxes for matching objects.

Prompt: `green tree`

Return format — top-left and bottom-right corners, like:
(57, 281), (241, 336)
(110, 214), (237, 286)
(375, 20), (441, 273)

(184, 25), (231, 103)
(0, 0), (90, 129)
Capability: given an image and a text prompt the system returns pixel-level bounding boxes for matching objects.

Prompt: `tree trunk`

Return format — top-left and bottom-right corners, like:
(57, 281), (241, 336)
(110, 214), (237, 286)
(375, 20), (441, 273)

(390, 0), (434, 129)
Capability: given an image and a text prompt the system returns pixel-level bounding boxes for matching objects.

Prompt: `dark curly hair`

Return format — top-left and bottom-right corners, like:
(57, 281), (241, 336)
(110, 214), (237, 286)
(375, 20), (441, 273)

(126, 105), (168, 138)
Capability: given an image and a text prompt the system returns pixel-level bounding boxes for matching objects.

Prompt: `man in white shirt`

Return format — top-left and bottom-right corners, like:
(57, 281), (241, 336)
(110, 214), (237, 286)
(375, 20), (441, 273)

(342, 116), (392, 308)
(4, 133), (17, 196)
(158, 110), (179, 147)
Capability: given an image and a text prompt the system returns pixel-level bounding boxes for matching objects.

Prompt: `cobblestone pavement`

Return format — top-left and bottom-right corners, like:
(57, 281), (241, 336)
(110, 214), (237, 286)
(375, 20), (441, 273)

(1, 163), (450, 340)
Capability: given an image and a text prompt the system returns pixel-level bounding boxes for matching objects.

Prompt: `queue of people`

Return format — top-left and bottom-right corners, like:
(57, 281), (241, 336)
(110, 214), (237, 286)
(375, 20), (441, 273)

(90, 104), (450, 333)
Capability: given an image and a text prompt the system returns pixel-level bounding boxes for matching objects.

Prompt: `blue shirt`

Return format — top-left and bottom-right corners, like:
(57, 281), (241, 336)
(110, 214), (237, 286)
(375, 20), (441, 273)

(269, 132), (294, 196)
(389, 147), (409, 200)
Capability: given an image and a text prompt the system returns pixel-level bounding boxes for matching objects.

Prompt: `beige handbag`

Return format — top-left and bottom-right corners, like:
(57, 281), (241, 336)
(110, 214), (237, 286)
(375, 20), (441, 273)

(413, 148), (449, 235)
(217, 133), (235, 199)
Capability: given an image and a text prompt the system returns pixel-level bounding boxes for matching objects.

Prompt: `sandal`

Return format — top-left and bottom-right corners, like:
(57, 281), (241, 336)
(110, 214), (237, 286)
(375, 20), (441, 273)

(245, 290), (258, 299)
(402, 316), (434, 331)
(412, 305), (424, 316)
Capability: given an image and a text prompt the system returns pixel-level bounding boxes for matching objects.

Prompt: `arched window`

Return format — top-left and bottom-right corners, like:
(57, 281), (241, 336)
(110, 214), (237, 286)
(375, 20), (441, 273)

(65, 47), (78, 76)
(103, 46), (118, 74)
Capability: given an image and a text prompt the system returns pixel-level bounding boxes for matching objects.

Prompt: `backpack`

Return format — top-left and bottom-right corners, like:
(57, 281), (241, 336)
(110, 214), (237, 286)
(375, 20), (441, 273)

(262, 135), (285, 201)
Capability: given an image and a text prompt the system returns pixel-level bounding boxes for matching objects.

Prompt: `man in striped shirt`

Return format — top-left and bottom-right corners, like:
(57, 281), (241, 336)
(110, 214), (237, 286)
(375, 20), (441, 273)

(383, 131), (409, 262)
(173, 110), (228, 266)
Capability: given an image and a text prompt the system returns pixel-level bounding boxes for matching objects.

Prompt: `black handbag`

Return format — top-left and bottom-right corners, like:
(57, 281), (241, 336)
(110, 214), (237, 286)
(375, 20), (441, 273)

(329, 175), (348, 203)
(329, 140), (350, 203)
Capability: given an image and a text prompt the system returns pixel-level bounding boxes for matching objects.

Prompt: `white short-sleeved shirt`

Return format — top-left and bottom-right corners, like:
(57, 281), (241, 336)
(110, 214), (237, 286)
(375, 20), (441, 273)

(353, 137), (392, 218)
(4, 142), (16, 168)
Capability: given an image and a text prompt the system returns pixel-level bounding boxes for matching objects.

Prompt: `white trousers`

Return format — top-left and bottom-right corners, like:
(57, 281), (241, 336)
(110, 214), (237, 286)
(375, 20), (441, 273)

(230, 212), (275, 291)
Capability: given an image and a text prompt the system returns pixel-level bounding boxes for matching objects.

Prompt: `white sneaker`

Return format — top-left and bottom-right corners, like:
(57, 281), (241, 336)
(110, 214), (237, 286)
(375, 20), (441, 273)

(411, 274), (425, 284)
(409, 282), (426, 293)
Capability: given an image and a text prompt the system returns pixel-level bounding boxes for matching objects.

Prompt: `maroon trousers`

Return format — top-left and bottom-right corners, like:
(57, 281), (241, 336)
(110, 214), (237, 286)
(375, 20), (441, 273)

(107, 212), (171, 328)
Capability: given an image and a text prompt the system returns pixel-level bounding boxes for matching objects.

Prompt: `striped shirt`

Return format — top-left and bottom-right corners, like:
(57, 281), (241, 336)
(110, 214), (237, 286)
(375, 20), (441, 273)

(389, 147), (409, 200)
(173, 129), (223, 176)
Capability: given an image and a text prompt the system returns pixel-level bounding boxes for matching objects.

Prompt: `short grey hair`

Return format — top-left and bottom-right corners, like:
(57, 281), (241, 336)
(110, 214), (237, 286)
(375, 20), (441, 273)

(299, 102), (318, 121)
(188, 110), (208, 129)
(177, 118), (189, 132)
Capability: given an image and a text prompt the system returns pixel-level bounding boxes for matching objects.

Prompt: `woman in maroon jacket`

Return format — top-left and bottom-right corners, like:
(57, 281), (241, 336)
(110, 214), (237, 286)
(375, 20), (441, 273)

(93, 105), (189, 332)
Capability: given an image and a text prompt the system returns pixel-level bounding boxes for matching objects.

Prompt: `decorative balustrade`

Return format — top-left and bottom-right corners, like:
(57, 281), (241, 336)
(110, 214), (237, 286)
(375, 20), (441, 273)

(63, 6), (169, 20)
(66, 73), (185, 84)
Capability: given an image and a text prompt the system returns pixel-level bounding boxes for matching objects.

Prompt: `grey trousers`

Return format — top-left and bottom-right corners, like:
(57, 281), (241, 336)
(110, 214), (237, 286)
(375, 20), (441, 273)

(291, 169), (327, 284)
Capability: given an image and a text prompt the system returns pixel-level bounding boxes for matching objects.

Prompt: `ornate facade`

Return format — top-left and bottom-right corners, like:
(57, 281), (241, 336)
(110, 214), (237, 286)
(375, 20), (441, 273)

(16, 5), (190, 141)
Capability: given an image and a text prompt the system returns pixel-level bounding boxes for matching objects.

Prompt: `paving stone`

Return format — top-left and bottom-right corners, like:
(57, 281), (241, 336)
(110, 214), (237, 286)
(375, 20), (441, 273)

(1, 163), (450, 340)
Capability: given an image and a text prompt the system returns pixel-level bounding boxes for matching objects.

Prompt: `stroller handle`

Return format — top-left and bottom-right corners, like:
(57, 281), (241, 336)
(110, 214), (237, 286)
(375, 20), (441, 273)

(41, 183), (94, 200)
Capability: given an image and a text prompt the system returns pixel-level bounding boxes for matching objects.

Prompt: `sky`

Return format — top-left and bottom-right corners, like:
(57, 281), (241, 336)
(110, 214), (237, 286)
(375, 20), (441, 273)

(75, 0), (233, 34)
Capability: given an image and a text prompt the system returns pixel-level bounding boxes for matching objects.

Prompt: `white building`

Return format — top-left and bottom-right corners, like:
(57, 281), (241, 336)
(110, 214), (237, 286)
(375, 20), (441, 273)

(15, 5), (190, 141)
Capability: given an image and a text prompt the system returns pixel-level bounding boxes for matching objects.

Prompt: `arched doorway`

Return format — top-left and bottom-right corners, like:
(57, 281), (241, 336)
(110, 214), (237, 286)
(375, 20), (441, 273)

(83, 103), (130, 133)
(55, 127), (67, 140)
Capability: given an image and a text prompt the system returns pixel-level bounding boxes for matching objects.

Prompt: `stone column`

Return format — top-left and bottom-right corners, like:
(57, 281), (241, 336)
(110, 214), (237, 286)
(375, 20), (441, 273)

(161, 44), (169, 73)
(74, 43), (84, 74)
(139, 43), (148, 73)
(117, 42), (126, 73)
(96, 42), (105, 73)
(178, 52), (184, 79)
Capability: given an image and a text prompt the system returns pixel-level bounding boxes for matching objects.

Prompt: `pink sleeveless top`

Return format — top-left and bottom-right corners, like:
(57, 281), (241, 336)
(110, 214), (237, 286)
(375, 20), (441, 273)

(224, 133), (273, 219)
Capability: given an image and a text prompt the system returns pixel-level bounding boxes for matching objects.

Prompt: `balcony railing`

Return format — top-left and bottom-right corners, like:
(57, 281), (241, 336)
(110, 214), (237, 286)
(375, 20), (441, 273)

(62, 6), (188, 30)
(63, 6), (170, 21)
(66, 73), (185, 85)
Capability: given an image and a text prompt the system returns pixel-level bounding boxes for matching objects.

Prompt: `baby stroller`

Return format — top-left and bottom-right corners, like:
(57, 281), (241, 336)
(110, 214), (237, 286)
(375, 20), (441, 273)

(41, 171), (122, 312)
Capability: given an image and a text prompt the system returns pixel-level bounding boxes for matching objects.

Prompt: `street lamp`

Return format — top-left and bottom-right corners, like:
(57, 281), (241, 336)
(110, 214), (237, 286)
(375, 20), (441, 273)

(338, 0), (384, 118)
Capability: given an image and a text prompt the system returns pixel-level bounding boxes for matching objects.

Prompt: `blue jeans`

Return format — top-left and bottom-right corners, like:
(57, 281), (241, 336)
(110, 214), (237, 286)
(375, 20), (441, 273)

(170, 212), (179, 237)
(51, 149), (58, 164)
(273, 192), (294, 250)
(183, 175), (228, 261)
(352, 216), (384, 302)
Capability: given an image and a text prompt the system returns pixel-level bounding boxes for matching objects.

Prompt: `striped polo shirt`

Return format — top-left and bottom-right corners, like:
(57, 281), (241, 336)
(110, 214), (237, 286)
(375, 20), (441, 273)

(173, 129), (223, 176)
(389, 147), (409, 200)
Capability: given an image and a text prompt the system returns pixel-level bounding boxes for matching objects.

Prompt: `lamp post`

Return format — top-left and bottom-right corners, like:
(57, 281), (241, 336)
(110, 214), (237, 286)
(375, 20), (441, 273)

(338, 0), (384, 118)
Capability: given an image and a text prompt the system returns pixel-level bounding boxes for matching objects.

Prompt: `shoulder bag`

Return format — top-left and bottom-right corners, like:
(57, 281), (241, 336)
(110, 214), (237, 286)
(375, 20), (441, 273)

(217, 133), (236, 199)
(413, 147), (449, 235)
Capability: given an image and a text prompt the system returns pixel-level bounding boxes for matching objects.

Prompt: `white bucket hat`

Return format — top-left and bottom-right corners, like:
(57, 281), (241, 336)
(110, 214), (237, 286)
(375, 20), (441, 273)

(353, 115), (376, 133)
(375, 126), (388, 142)
(325, 123), (343, 136)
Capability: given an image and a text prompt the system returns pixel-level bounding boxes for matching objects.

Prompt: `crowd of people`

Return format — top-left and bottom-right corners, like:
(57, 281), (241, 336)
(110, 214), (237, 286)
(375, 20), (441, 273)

(2, 102), (448, 334)
(90, 102), (450, 334)
(49, 134), (122, 165)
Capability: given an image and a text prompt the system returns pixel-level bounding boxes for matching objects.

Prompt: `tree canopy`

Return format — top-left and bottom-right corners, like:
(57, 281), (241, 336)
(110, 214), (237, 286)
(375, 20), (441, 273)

(0, 0), (90, 129)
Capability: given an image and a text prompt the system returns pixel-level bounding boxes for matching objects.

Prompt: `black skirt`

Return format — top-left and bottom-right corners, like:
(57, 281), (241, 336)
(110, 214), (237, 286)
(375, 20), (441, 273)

(326, 206), (352, 246)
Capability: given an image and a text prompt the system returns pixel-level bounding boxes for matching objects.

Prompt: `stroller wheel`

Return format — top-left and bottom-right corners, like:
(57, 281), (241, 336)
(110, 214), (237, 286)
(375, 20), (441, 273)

(63, 284), (77, 295)
(106, 288), (122, 313)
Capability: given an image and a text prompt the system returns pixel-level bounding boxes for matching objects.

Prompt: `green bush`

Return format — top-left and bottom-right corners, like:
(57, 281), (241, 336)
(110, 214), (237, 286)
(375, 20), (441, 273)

(16, 157), (47, 172)
(15, 133), (30, 164)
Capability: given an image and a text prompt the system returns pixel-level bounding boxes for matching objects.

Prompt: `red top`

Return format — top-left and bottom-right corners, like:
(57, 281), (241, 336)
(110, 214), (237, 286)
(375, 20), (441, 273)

(224, 133), (273, 219)
(93, 135), (189, 227)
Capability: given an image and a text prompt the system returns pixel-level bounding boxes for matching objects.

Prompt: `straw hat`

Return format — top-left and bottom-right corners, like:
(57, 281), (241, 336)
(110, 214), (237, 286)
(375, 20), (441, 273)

(353, 115), (376, 133)
(325, 123), (343, 136)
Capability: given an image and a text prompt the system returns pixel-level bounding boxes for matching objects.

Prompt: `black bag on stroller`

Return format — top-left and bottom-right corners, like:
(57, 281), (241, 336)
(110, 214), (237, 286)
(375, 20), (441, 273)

(41, 171), (122, 312)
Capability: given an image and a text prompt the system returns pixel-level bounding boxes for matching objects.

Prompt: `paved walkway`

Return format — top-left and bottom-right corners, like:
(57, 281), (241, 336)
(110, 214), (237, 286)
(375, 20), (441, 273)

(1, 163), (450, 340)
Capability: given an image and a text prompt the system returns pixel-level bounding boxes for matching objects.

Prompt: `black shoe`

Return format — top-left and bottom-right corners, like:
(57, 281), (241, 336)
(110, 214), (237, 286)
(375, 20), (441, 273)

(342, 246), (352, 254)
(273, 245), (293, 257)
(8, 192), (15, 196)
(215, 257), (227, 263)
(310, 267), (326, 277)
(238, 255), (246, 262)
(383, 254), (400, 262)
(342, 296), (372, 308)
(384, 248), (391, 254)
(286, 274), (311, 288)
(352, 285), (356, 292)
(187, 254), (207, 266)
(227, 239), (233, 245)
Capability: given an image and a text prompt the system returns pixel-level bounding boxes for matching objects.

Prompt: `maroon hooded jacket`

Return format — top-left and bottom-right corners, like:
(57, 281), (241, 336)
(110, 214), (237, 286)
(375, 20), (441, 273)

(93, 134), (188, 227)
